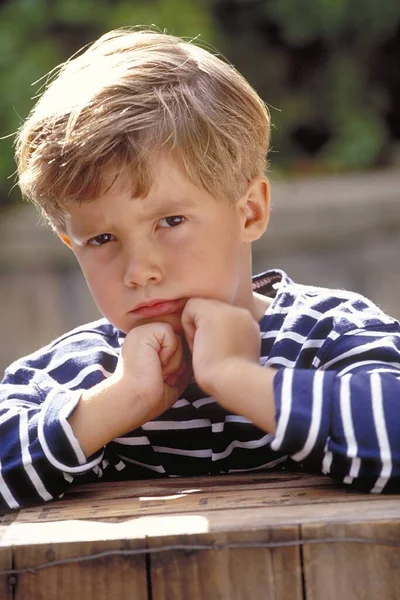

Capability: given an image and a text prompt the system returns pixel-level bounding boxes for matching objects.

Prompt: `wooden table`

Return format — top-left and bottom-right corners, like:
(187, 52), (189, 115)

(1, 471), (400, 599)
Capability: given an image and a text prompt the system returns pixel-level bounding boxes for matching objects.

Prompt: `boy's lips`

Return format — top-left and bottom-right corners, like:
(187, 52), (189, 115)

(130, 298), (186, 318)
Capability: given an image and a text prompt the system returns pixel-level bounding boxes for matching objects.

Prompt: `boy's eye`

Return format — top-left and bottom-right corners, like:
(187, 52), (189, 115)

(87, 233), (115, 246)
(158, 215), (185, 228)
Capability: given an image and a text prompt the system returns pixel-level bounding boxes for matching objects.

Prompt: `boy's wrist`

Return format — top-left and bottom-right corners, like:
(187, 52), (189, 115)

(69, 375), (152, 458)
(205, 357), (257, 400)
(204, 358), (277, 433)
(201, 357), (249, 397)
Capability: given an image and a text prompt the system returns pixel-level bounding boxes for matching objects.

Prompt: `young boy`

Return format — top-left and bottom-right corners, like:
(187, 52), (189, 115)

(1, 28), (400, 511)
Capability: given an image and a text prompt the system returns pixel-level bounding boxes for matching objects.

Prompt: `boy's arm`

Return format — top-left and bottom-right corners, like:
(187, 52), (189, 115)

(203, 358), (277, 434)
(181, 297), (278, 432)
(182, 298), (400, 493)
(68, 322), (191, 457)
(0, 369), (103, 510)
(0, 322), (190, 510)
(268, 329), (400, 493)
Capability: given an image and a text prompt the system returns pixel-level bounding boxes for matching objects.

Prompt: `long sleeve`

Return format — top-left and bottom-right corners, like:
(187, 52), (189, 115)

(0, 368), (107, 510)
(0, 320), (120, 510)
(270, 321), (400, 492)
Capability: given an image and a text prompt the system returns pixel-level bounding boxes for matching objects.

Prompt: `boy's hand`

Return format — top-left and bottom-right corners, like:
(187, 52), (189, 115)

(114, 322), (192, 423)
(181, 298), (276, 433)
(70, 322), (192, 457)
(181, 298), (261, 395)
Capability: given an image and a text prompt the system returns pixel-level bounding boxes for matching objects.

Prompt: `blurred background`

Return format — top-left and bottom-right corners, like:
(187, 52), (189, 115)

(0, 0), (399, 372)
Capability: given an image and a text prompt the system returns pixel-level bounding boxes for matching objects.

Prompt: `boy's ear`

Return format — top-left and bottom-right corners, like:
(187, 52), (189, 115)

(238, 177), (270, 242)
(58, 233), (73, 249)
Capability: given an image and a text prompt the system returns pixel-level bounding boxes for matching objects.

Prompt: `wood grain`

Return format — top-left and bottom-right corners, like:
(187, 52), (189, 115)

(2, 472), (400, 599)
(8, 471), (396, 526)
(13, 538), (148, 600)
(301, 520), (400, 600)
(149, 527), (303, 600)
(0, 546), (12, 600)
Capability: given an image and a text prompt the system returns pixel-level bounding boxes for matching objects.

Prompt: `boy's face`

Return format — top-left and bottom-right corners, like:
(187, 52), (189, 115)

(62, 157), (268, 334)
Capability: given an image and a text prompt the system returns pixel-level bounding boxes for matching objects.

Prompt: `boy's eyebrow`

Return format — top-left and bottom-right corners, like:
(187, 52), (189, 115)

(67, 221), (104, 238)
(140, 196), (197, 217)
(67, 195), (199, 237)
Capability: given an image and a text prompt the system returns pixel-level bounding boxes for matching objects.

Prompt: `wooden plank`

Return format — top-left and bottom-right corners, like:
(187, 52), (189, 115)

(0, 546), (13, 600)
(10, 476), (399, 525)
(2, 478), (400, 549)
(5, 501), (400, 551)
(194, 500), (400, 531)
(0, 510), (17, 600)
(63, 472), (334, 498)
(11, 486), (342, 522)
(301, 520), (400, 600)
(0, 510), (18, 542)
(13, 538), (148, 600)
(2, 472), (326, 523)
(149, 527), (303, 600)
(2, 473), (400, 599)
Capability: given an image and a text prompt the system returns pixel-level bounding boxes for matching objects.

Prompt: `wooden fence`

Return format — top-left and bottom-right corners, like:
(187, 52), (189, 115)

(1, 471), (400, 599)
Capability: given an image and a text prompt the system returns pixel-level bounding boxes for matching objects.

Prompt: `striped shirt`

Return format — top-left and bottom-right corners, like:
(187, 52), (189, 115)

(1, 269), (400, 510)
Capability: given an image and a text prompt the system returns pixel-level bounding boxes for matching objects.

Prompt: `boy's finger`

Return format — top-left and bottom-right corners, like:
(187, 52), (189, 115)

(166, 361), (193, 393)
(181, 302), (197, 352)
(164, 360), (185, 387)
(157, 325), (180, 366)
(161, 336), (184, 378)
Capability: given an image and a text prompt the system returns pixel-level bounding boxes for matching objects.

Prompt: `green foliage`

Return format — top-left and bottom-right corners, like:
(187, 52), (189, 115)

(218, 0), (400, 175)
(264, 0), (400, 43)
(0, 0), (399, 208)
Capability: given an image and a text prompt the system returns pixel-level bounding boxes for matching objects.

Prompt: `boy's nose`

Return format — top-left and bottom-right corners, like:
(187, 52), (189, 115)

(123, 249), (162, 288)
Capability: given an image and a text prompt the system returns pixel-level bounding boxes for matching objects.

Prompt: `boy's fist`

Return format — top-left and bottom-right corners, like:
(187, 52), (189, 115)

(181, 298), (261, 395)
(113, 322), (192, 425)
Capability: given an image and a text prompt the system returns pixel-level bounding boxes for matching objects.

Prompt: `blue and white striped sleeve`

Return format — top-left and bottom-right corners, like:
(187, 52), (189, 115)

(0, 366), (105, 511)
(271, 324), (400, 493)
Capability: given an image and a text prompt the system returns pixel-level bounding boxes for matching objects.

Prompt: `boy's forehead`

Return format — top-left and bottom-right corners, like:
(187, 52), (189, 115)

(101, 156), (200, 200)
(65, 159), (207, 232)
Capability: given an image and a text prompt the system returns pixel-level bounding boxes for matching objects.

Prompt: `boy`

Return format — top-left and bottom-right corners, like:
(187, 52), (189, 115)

(1, 28), (400, 511)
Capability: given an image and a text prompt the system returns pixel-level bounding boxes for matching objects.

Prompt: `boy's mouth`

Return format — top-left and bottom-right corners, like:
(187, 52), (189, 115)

(130, 298), (186, 318)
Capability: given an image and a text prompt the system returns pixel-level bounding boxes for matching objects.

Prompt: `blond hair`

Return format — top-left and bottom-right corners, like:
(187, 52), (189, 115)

(16, 28), (270, 232)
